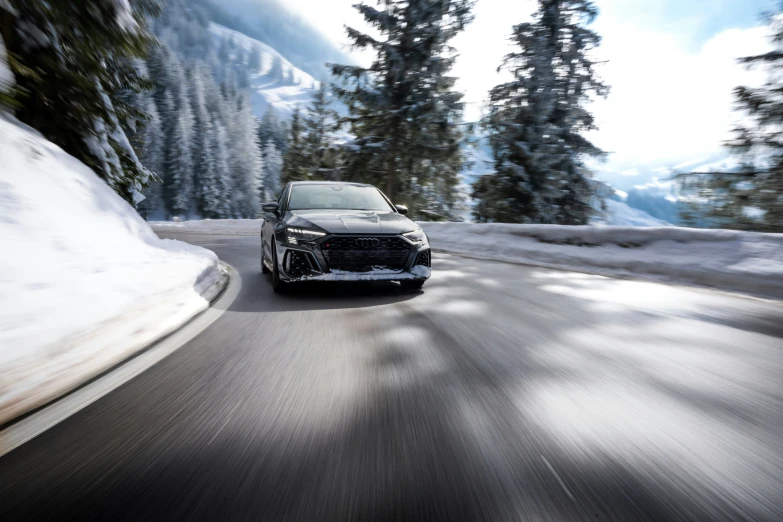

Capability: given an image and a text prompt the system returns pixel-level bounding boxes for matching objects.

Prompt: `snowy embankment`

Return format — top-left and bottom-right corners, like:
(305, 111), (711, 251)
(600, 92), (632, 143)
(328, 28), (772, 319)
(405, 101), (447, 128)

(0, 117), (227, 425)
(150, 218), (783, 299)
(422, 223), (783, 299)
(152, 218), (263, 236)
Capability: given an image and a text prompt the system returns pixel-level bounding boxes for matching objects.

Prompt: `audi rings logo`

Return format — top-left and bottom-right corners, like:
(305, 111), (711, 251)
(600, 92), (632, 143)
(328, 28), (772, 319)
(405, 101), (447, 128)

(354, 238), (380, 249)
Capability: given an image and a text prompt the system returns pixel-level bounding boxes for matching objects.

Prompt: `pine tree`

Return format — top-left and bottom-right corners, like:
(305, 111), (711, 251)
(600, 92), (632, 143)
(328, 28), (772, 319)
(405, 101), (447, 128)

(262, 141), (283, 203)
(168, 88), (195, 217)
(0, 27), (16, 111)
(473, 0), (608, 224)
(218, 36), (231, 62)
(258, 106), (289, 155)
(302, 83), (341, 180)
(203, 120), (230, 218)
(677, 9), (783, 232)
(248, 45), (263, 72)
(269, 54), (284, 82)
(139, 98), (165, 219)
(281, 106), (308, 184)
(0, 0), (161, 203)
(190, 65), (215, 217)
(229, 93), (263, 217)
(329, 0), (473, 217)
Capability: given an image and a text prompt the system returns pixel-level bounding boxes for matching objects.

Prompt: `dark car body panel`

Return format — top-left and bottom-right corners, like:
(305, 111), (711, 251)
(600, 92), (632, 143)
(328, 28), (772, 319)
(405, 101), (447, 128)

(287, 209), (416, 235)
(261, 182), (431, 283)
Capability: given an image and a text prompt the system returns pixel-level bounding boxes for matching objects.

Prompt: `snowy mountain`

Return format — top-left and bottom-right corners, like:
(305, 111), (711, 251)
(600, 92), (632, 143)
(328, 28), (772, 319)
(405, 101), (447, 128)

(594, 199), (671, 227)
(591, 181), (671, 227)
(196, 0), (353, 82)
(209, 23), (318, 119)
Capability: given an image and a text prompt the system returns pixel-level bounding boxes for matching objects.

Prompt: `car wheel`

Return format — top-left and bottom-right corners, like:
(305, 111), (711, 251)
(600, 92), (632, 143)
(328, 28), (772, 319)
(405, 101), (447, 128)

(401, 280), (425, 291)
(261, 240), (270, 274)
(271, 243), (286, 293)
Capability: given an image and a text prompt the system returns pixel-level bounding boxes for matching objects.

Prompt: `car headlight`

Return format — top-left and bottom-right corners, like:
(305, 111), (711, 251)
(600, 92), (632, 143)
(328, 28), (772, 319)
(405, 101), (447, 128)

(403, 229), (428, 246)
(286, 227), (326, 245)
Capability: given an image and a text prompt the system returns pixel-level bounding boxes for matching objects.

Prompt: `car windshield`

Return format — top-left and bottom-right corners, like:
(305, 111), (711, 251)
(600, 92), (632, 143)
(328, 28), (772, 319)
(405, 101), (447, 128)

(288, 185), (395, 211)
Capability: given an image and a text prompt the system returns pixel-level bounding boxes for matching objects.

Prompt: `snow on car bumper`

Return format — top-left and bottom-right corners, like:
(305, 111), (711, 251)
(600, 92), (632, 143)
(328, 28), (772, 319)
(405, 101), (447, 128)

(287, 265), (431, 282)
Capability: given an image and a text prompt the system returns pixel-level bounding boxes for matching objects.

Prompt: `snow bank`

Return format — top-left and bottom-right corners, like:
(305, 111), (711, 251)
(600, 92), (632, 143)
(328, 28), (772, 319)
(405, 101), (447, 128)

(0, 117), (226, 424)
(147, 217), (783, 299)
(420, 222), (783, 299)
(151, 218), (262, 236)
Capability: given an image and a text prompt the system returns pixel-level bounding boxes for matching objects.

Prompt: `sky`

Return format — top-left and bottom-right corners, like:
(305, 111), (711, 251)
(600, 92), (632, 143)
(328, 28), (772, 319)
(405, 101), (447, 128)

(277, 0), (775, 188)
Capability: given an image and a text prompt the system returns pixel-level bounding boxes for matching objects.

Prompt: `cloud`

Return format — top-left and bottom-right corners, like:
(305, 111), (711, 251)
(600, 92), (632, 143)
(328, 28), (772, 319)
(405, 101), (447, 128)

(621, 168), (640, 177)
(586, 22), (769, 171)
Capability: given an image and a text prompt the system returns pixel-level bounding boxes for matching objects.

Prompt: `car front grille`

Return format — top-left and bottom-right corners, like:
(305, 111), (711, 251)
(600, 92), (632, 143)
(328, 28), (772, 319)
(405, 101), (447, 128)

(321, 236), (410, 272)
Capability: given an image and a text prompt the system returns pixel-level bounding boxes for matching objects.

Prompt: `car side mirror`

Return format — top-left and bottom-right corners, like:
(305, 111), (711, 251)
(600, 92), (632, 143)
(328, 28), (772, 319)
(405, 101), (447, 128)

(262, 202), (279, 214)
(395, 204), (408, 215)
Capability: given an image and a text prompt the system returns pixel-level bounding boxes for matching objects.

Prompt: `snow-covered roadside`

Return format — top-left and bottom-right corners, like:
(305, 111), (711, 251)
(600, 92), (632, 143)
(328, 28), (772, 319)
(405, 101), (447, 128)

(149, 218), (783, 299)
(420, 223), (783, 300)
(151, 218), (262, 236)
(0, 117), (227, 425)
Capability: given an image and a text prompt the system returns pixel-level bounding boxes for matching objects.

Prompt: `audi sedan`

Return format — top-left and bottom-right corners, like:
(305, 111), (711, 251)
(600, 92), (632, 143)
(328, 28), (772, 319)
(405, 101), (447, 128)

(260, 181), (431, 292)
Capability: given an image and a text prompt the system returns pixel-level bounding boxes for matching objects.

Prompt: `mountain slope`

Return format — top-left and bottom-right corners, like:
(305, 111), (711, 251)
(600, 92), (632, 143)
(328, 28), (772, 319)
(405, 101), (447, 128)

(596, 199), (672, 226)
(209, 23), (318, 118)
(199, 0), (353, 81)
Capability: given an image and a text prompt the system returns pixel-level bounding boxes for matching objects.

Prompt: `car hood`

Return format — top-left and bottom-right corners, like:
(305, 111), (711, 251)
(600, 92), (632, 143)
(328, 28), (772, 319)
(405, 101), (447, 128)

(286, 210), (417, 235)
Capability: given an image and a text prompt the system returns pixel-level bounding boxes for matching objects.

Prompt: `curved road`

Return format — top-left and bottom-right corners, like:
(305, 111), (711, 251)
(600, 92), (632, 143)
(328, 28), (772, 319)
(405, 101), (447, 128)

(2, 232), (783, 521)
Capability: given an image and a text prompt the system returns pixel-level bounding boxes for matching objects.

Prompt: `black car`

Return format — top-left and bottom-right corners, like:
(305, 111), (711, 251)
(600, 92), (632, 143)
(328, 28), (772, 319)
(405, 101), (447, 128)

(260, 181), (431, 292)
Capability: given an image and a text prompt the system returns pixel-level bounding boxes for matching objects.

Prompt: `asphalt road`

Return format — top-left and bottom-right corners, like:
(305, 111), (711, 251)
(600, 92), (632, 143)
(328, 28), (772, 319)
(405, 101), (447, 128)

(2, 232), (783, 521)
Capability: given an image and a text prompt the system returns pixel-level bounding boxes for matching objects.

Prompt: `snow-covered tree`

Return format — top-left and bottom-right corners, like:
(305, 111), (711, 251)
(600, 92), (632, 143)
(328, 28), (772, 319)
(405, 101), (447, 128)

(168, 85), (195, 217)
(1, 0), (161, 203)
(218, 35), (231, 62)
(202, 120), (231, 218)
(330, 0), (473, 216)
(269, 54), (284, 82)
(189, 65), (216, 217)
(473, 0), (608, 225)
(281, 106), (307, 184)
(677, 8), (783, 232)
(229, 93), (263, 217)
(258, 106), (289, 155)
(302, 83), (341, 180)
(262, 141), (283, 203)
(0, 26), (15, 111)
(139, 98), (165, 219)
(248, 45), (263, 72)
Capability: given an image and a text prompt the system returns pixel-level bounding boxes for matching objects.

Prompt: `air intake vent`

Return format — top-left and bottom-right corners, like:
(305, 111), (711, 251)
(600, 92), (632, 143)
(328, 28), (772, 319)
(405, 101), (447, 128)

(285, 250), (317, 278)
(415, 250), (431, 268)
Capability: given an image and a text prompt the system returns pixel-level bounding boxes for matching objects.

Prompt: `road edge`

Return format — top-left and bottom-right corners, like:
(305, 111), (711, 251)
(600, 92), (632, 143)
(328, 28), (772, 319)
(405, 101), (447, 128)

(0, 263), (242, 458)
(432, 248), (782, 303)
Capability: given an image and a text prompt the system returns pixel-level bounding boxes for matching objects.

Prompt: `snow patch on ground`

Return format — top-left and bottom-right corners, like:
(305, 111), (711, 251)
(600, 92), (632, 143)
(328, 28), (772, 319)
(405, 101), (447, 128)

(0, 116), (226, 424)
(420, 222), (783, 300)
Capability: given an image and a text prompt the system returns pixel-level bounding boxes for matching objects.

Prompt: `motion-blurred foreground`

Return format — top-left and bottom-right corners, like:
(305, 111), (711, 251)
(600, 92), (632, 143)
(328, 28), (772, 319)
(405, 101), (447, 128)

(2, 232), (783, 520)
(1, 0), (783, 520)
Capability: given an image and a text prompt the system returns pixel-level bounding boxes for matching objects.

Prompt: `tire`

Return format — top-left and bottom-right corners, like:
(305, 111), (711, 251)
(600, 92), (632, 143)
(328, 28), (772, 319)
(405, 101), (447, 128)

(271, 243), (286, 293)
(401, 280), (425, 291)
(261, 240), (270, 274)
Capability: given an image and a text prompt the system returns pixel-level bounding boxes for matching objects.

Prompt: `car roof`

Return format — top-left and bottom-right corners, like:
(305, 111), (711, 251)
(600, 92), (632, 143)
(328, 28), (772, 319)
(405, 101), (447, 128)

(288, 181), (374, 188)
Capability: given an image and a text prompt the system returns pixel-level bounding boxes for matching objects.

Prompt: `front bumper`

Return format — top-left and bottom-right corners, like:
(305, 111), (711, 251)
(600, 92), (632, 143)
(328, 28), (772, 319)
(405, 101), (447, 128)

(274, 233), (431, 283)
